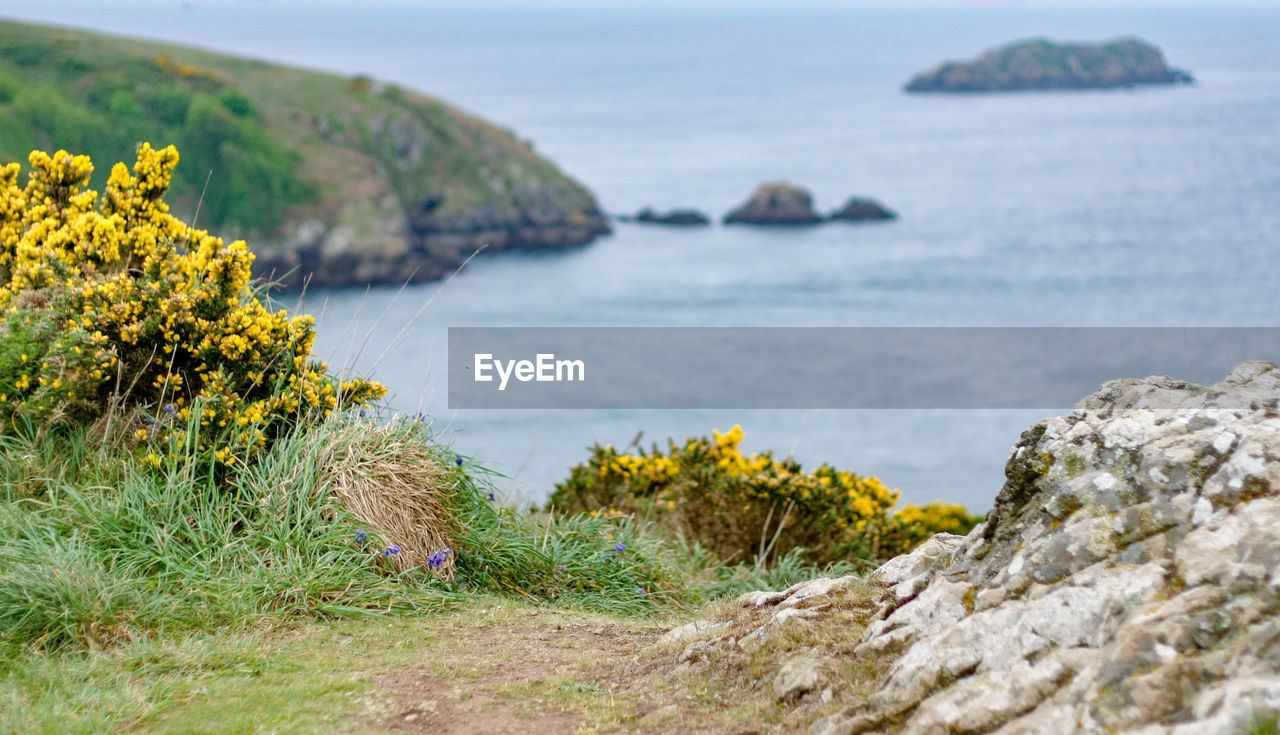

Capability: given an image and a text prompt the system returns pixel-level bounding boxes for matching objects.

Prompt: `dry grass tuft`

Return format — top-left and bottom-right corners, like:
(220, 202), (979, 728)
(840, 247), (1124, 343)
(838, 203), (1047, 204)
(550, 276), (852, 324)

(314, 421), (458, 577)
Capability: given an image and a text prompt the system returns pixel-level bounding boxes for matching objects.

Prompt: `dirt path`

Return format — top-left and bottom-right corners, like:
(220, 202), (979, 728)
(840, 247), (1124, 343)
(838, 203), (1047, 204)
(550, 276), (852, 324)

(354, 605), (668, 735)
(132, 596), (796, 734)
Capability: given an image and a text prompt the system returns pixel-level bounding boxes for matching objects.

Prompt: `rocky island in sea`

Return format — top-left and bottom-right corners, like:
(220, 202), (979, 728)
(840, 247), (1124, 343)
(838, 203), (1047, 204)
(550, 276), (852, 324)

(632, 208), (711, 226)
(724, 182), (824, 225)
(723, 183), (897, 226)
(905, 37), (1193, 93)
(830, 197), (896, 222)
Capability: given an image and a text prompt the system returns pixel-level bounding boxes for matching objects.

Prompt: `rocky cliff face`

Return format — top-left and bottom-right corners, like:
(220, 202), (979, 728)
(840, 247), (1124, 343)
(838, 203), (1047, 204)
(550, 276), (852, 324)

(256, 181), (609, 289)
(666, 362), (1280, 735)
(254, 93), (610, 289)
(906, 37), (1193, 93)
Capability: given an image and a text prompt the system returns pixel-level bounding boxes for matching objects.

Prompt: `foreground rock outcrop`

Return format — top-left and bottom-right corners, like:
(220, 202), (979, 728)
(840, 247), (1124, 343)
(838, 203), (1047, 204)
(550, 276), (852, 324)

(664, 362), (1280, 735)
(906, 37), (1193, 93)
(724, 182), (823, 225)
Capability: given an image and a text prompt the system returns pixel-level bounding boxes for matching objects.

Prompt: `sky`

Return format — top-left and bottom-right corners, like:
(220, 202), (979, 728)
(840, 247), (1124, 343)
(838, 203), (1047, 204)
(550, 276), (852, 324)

(4, 0), (1279, 29)
(6, 0), (1280, 12)
(199, 0), (1280, 6)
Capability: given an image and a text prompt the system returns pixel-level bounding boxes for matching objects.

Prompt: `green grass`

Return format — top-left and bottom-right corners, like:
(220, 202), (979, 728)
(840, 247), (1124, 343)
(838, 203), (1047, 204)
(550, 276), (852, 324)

(1, 629), (274, 734)
(0, 415), (460, 655)
(1248, 711), (1280, 735)
(0, 18), (598, 243)
(0, 408), (723, 657)
(0, 597), (671, 734)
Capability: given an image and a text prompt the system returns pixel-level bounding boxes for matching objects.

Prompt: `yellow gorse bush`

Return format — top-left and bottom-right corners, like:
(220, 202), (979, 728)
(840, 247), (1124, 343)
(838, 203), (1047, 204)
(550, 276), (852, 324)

(893, 502), (976, 535)
(604, 425), (900, 532)
(552, 425), (980, 566)
(0, 144), (384, 460)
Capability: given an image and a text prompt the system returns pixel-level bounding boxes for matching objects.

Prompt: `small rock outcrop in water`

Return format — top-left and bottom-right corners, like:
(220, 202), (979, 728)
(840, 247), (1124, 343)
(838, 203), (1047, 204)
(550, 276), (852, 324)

(906, 37), (1194, 92)
(633, 208), (711, 227)
(665, 362), (1280, 734)
(829, 197), (896, 222)
(723, 182), (823, 225)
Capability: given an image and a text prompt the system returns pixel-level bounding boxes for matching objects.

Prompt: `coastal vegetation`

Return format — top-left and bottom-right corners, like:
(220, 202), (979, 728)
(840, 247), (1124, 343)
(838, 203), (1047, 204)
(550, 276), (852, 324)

(0, 145), (971, 730)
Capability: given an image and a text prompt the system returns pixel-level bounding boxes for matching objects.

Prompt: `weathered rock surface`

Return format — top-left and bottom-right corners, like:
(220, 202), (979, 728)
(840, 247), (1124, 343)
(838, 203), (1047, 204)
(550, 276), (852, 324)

(906, 37), (1193, 93)
(666, 362), (1280, 734)
(633, 208), (711, 227)
(830, 197), (897, 222)
(724, 182), (823, 225)
(775, 656), (828, 702)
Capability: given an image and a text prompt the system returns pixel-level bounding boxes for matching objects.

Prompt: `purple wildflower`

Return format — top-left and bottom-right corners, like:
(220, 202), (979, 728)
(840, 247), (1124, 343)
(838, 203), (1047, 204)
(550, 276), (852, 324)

(487, 492), (496, 502)
(427, 547), (453, 568)
(163, 403), (176, 416)
(383, 544), (401, 557)
(143, 416), (156, 425)
(614, 542), (626, 554)
(354, 529), (368, 544)
(556, 565), (568, 571)
(455, 455), (464, 467)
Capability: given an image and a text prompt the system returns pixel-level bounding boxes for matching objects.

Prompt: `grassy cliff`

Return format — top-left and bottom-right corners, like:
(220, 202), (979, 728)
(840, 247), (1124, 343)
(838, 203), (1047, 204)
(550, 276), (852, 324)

(0, 18), (608, 286)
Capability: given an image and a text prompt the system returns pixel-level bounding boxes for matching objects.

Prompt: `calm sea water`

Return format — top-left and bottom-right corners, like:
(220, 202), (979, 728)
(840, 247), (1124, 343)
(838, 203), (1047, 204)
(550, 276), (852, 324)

(8, 2), (1280, 509)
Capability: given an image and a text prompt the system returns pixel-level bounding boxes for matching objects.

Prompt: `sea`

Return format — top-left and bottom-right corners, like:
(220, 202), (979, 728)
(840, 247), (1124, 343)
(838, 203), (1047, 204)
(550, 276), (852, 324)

(5, 1), (1279, 510)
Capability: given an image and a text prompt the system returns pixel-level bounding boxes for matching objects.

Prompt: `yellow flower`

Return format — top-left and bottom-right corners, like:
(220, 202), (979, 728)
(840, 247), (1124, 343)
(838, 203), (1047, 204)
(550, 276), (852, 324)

(0, 144), (384, 449)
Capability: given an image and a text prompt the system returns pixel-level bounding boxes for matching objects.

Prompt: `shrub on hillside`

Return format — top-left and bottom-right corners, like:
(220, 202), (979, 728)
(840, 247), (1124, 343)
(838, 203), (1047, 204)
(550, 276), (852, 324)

(549, 426), (980, 566)
(0, 145), (383, 463)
